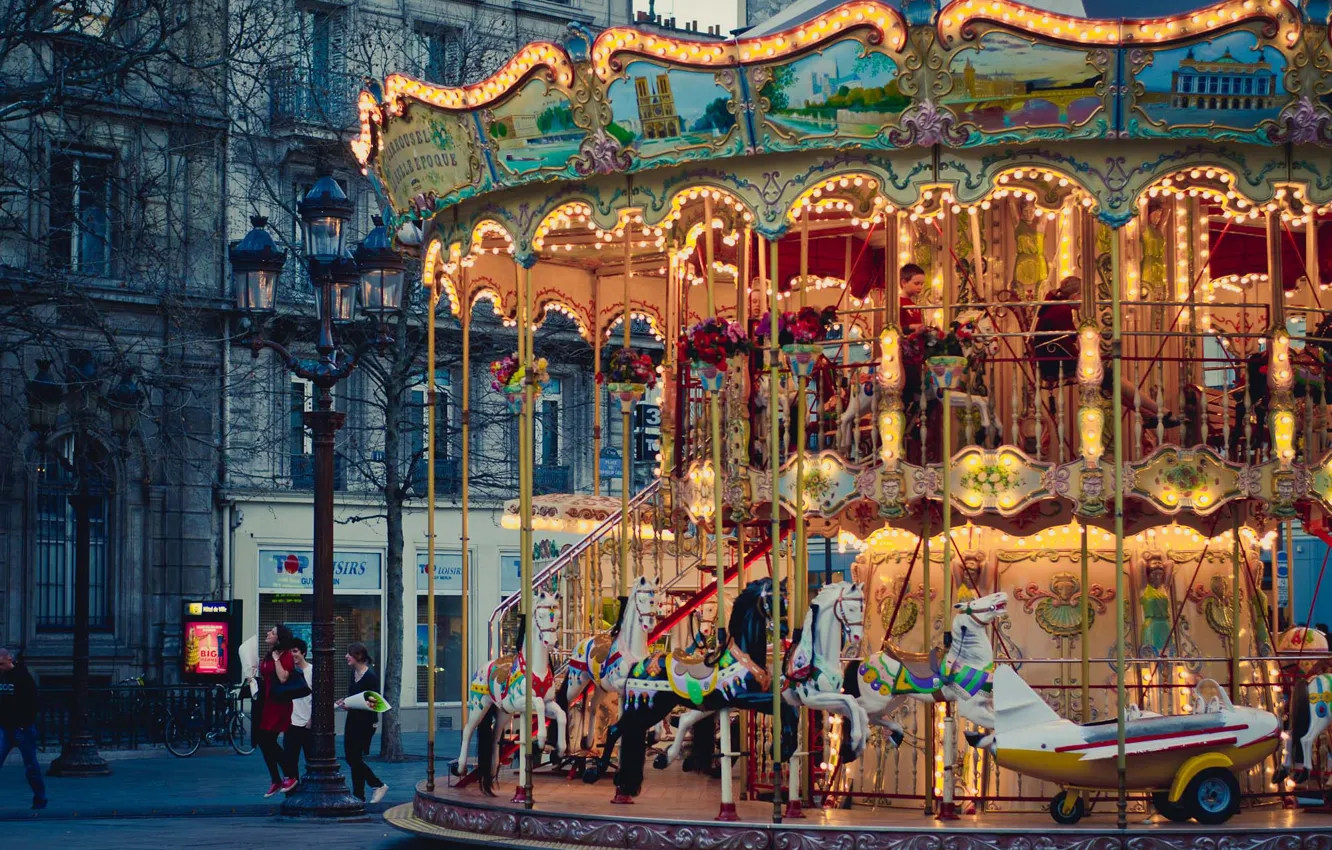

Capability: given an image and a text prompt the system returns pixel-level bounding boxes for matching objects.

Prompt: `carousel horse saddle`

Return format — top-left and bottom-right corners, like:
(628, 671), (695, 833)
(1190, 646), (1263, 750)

(665, 652), (721, 701)
(588, 635), (615, 678)
(884, 642), (943, 682)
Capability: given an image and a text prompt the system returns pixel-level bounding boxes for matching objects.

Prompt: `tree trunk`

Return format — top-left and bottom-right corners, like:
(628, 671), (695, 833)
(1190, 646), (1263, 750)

(379, 306), (411, 762)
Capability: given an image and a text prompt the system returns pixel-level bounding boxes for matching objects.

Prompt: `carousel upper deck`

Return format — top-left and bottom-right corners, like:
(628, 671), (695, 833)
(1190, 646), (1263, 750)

(356, 0), (1332, 542)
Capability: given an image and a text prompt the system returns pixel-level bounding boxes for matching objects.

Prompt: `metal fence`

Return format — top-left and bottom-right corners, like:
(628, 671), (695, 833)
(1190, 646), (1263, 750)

(34, 684), (236, 752)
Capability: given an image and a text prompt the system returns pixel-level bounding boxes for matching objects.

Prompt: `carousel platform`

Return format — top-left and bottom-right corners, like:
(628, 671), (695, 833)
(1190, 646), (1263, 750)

(387, 772), (1332, 850)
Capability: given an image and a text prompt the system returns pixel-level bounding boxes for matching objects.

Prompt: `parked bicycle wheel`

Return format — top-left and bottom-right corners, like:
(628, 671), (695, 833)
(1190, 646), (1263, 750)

(165, 711), (201, 757)
(228, 708), (254, 755)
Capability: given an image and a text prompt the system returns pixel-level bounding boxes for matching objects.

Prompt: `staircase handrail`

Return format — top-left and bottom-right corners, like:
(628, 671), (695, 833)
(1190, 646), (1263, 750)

(487, 478), (662, 658)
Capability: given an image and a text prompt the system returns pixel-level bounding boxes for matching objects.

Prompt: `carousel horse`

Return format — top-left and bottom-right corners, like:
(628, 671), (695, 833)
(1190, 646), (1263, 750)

(1272, 626), (1331, 786)
(616, 577), (797, 798)
(654, 580), (868, 771)
(783, 581), (869, 758)
(555, 575), (658, 783)
(753, 372), (798, 465)
(851, 591), (1009, 750)
(457, 590), (565, 795)
(836, 375), (877, 458)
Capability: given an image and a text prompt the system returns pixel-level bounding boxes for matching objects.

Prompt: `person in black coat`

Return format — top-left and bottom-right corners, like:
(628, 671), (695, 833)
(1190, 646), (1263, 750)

(335, 642), (387, 803)
(0, 647), (47, 808)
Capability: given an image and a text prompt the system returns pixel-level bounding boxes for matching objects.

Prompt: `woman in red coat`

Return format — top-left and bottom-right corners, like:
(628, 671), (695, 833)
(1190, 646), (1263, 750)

(256, 623), (301, 797)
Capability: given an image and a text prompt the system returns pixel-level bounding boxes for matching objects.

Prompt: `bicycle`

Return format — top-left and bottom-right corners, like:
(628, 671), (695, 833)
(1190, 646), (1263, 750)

(165, 685), (254, 757)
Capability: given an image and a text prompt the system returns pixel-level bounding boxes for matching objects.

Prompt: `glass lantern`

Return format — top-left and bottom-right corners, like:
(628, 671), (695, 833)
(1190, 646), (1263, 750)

(317, 252), (360, 325)
(298, 176), (354, 264)
(229, 216), (286, 313)
(354, 216), (405, 318)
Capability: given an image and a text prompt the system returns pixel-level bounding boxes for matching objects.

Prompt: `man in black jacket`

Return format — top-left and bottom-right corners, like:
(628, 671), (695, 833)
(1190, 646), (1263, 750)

(0, 647), (47, 808)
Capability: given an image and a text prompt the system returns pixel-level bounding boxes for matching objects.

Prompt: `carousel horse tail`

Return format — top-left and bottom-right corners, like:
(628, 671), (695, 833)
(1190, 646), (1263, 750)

(842, 659), (862, 698)
(608, 595), (629, 640)
(683, 712), (717, 774)
(475, 705), (500, 797)
(1283, 677), (1314, 782)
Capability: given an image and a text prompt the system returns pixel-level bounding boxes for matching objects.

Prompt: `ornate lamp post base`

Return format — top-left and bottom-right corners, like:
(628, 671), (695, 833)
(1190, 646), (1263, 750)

(47, 733), (110, 777)
(281, 765), (366, 819)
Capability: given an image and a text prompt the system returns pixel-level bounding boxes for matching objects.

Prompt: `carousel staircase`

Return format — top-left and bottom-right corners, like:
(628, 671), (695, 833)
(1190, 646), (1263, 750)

(458, 504), (789, 788)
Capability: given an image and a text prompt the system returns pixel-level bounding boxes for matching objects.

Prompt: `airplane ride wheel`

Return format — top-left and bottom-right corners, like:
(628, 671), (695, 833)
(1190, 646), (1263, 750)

(1183, 768), (1240, 825)
(1049, 790), (1085, 825)
(1150, 791), (1192, 822)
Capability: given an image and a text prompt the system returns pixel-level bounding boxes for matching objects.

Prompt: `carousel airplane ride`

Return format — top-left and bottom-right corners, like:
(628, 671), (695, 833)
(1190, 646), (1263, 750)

(345, 0), (1332, 843)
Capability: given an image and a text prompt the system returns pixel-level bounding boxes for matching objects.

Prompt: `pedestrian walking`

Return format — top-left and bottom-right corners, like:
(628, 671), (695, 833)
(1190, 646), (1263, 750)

(283, 639), (314, 776)
(0, 647), (46, 809)
(335, 642), (387, 803)
(255, 624), (304, 797)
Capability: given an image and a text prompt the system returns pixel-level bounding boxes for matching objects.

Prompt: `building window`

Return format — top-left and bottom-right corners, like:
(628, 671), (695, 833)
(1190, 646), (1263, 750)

(1208, 77), (1219, 94)
(409, 371), (457, 496)
(416, 26), (461, 84)
(1180, 76), (1192, 93)
(33, 435), (112, 631)
(537, 378), (560, 467)
(50, 149), (113, 276)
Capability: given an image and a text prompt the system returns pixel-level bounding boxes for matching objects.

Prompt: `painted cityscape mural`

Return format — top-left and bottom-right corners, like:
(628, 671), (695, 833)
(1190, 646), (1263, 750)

(485, 79), (583, 177)
(607, 62), (738, 160)
(1134, 31), (1289, 131)
(944, 32), (1103, 133)
(758, 40), (904, 146)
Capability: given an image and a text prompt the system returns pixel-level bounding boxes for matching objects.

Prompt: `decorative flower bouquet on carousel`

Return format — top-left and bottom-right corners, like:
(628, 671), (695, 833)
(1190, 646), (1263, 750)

(905, 311), (996, 396)
(601, 347), (658, 412)
(490, 352), (550, 413)
(685, 317), (748, 392)
(757, 305), (837, 378)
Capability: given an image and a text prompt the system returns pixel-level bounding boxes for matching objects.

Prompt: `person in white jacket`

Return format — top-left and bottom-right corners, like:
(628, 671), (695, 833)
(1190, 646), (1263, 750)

(282, 639), (314, 776)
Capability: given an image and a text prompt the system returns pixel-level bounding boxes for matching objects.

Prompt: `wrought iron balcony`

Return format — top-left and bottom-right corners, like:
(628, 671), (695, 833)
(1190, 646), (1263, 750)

(269, 65), (359, 130)
(533, 464), (570, 495)
(410, 455), (462, 498)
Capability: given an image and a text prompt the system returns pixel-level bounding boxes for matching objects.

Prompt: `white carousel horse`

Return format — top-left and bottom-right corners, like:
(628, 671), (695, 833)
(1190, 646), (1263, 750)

(782, 581), (869, 756)
(837, 377), (876, 458)
(852, 591), (1009, 749)
(754, 372), (798, 465)
(1272, 626), (1332, 787)
(557, 575), (658, 778)
(654, 581), (869, 772)
(455, 590), (565, 793)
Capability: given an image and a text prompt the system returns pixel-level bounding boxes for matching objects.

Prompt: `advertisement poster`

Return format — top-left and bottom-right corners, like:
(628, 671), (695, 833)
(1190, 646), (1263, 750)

(184, 621), (228, 675)
(289, 622), (312, 651)
(417, 624), (429, 667)
(413, 550), (463, 593)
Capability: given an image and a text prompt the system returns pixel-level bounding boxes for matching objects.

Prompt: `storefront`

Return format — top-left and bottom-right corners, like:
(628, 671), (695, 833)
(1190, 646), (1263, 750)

(256, 546), (383, 700)
(413, 548), (467, 705)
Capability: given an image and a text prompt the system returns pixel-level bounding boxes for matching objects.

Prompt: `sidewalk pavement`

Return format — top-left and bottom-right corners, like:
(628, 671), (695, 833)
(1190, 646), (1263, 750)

(0, 730), (465, 821)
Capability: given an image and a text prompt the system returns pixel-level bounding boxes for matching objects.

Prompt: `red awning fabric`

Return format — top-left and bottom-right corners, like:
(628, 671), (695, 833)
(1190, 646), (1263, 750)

(1207, 213), (1332, 289)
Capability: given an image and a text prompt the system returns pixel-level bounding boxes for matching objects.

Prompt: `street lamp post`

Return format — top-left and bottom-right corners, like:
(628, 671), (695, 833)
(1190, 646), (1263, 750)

(230, 179), (403, 818)
(27, 356), (143, 778)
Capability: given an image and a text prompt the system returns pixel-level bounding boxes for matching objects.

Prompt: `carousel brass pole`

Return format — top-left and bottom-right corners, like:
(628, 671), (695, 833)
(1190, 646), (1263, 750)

(518, 263), (535, 808)
(1232, 510), (1242, 702)
(786, 208), (811, 817)
(701, 194), (738, 821)
(622, 215), (634, 597)
(921, 505), (934, 817)
(1112, 227), (1127, 831)
(767, 235), (784, 824)
(426, 279), (440, 792)
(1080, 522), (1090, 723)
(939, 333), (957, 819)
(738, 225), (751, 795)
(593, 280), (602, 496)
(460, 265), (472, 749)
(1286, 519), (1296, 631)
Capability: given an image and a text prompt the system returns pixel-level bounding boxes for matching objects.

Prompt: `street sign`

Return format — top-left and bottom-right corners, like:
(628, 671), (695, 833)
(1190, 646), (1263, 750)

(600, 454), (621, 478)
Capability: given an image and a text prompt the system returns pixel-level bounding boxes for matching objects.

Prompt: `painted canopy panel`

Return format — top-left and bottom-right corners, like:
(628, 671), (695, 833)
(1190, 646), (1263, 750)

(353, 0), (1322, 226)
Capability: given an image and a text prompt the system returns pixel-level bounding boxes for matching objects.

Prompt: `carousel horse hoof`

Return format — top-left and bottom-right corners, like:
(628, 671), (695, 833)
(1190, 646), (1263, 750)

(964, 731), (983, 748)
(1273, 767), (1289, 785)
(582, 765), (601, 784)
(890, 729), (905, 749)
(653, 753), (669, 770)
(646, 730), (658, 746)
(1293, 768), (1310, 785)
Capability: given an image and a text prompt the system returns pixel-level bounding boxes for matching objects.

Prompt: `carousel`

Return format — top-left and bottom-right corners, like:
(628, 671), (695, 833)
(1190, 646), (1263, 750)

(358, 0), (1332, 844)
